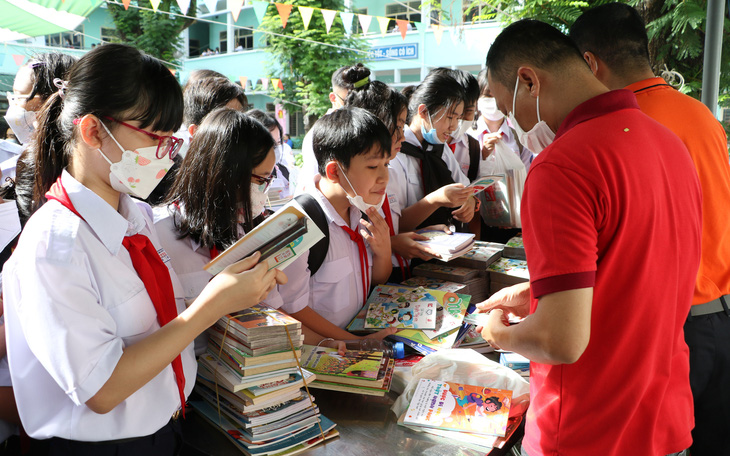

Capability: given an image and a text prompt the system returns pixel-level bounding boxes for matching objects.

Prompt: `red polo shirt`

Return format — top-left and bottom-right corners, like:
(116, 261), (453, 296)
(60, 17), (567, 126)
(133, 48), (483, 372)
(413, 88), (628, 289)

(521, 90), (701, 456)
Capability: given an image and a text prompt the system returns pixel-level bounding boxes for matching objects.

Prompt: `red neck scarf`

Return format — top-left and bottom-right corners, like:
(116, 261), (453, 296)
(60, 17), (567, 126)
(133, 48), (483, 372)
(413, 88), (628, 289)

(46, 177), (186, 416)
(382, 197), (409, 280)
(338, 222), (370, 305)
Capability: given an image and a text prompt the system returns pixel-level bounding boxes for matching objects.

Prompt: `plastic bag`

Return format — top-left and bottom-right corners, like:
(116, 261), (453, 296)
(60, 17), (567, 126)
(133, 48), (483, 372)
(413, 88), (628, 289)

(478, 139), (526, 228)
(391, 349), (530, 419)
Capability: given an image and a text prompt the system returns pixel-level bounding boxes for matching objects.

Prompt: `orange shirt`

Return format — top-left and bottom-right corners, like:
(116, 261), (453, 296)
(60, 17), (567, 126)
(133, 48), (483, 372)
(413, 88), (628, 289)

(626, 77), (730, 305)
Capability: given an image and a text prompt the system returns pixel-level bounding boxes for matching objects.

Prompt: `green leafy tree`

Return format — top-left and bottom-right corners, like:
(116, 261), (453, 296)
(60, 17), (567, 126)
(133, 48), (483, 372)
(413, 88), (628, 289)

(107, 0), (197, 67)
(259, 0), (370, 129)
(458, 0), (730, 105)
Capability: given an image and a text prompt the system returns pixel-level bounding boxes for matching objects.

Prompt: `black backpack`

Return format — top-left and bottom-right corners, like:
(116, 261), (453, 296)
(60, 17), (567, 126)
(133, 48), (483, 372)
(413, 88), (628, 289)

(294, 194), (330, 276)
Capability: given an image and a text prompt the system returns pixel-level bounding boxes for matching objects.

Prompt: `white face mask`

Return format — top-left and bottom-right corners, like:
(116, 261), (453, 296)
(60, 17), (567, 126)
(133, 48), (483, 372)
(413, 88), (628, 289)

(337, 164), (385, 214)
(508, 77), (555, 154)
(250, 181), (268, 218)
(478, 97), (505, 122)
(450, 119), (472, 142)
(98, 122), (173, 199)
(4, 105), (36, 145)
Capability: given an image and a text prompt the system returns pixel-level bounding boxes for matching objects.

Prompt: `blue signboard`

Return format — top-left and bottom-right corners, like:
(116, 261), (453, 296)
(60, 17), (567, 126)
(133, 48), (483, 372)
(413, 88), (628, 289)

(369, 43), (418, 61)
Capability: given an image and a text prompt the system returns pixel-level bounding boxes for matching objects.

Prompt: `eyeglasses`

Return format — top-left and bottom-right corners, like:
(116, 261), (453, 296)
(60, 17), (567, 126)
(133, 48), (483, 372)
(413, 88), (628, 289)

(252, 167), (278, 191)
(103, 116), (183, 160)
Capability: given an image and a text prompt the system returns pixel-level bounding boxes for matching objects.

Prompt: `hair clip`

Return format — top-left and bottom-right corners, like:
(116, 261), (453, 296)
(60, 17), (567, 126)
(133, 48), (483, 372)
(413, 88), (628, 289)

(53, 78), (68, 99)
(28, 61), (46, 69)
(72, 118), (81, 125)
(353, 76), (370, 88)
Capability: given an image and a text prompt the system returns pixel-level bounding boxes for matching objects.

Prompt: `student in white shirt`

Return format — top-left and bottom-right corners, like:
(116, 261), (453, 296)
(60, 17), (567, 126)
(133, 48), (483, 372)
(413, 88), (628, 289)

(1, 44), (284, 453)
(392, 69), (476, 232)
(446, 69), (483, 178)
(296, 64), (369, 195)
(279, 107), (396, 340)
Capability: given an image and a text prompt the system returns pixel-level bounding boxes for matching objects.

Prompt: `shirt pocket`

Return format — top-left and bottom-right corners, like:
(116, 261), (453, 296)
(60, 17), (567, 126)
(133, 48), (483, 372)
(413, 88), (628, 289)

(107, 287), (158, 340)
(407, 172), (421, 186)
(312, 257), (354, 316)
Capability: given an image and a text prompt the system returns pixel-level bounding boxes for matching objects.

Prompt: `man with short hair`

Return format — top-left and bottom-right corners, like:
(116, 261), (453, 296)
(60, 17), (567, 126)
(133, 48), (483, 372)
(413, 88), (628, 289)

(479, 19), (701, 456)
(571, 5), (730, 454)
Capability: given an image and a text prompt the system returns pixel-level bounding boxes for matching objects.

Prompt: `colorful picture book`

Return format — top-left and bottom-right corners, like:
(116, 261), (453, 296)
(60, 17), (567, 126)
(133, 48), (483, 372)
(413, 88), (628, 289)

(300, 345), (383, 381)
(467, 175), (503, 196)
(403, 379), (512, 437)
(216, 304), (302, 339)
(362, 285), (439, 330)
(413, 262), (480, 282)
(449, 241), (504, 270)
(204, 199), (325, 275)
(502, 235), (526, 260)
(399, 276), (467, 294)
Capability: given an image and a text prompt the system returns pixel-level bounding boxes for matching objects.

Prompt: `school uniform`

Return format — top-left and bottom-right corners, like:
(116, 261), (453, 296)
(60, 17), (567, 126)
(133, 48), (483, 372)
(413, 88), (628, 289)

(471, 117), (533, 172)
(0, 200), (20, 445)
(2, 170), (195, 442)
(0, 139), (23, 179)
(279, 175), (373, 328)
(153, 205), (285, 354)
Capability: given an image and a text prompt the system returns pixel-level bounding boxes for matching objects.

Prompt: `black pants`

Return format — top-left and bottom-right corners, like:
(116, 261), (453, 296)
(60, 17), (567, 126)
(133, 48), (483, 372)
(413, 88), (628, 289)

(47, 419), (181, 456)
(684, 310), (730, 456)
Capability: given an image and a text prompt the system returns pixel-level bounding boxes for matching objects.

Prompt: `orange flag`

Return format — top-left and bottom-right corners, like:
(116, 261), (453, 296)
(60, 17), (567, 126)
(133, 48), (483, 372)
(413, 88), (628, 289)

(275, 3), (293, 28)
(122, 0), (131, 9)
(396, 19), (409, 39)
(239, 76), (248, 90)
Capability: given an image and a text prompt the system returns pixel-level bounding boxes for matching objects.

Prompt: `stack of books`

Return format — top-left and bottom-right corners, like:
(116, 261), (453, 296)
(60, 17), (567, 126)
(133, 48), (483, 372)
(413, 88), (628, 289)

(449, 241), (505, 272)
(501, 235), (525, 260)
(412, 262), (489, 303)
(191, 304), (338, 455)
(300, 345), (396, 397)
(398, 378), (520, 453)
(415, 229), (475, 262)
(400, 276), (468, 294)
(347, 284), (472, 356)
(487, 258), (529, 295)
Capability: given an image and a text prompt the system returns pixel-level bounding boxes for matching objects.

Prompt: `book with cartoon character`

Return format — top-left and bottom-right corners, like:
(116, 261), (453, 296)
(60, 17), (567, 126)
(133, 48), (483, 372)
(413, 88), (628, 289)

(403, 379), (512, 437)
(362, 285), (439, 330)
(300, 345), (384, 382)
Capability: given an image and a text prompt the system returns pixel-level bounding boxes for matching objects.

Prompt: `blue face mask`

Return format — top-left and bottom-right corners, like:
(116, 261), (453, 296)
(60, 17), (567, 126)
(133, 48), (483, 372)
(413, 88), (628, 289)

(421, 111), (443, 145)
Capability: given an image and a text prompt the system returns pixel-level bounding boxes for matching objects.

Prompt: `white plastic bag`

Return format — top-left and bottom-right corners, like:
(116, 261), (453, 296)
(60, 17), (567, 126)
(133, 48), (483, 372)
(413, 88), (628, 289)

(391, 349), (530, 419)
(478, 139), (526, 228)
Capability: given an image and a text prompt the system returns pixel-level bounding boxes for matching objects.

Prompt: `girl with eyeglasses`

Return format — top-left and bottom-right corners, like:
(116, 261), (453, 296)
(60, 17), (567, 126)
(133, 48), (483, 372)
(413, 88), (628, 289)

(2, 44), (285, 454)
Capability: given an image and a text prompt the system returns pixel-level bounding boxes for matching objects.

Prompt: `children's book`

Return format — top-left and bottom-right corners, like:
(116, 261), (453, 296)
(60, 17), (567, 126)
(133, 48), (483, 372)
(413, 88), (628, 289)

(309, 359), (395, 397)
(487, 257), (530, 280)
(468, 175), (503, 196)
(449, 241), (505, 270)
(502, 235), (526, 260)
(403, 379), (512, 437)
(400, 276), (467, 294)
(300, 345), (384, 382)
(216, 304), (302, 339)
(204, 199), (325, 275)
(415, 230), (475, 255)
(362, 285), (438, 330)
(412, 262), (480, 282)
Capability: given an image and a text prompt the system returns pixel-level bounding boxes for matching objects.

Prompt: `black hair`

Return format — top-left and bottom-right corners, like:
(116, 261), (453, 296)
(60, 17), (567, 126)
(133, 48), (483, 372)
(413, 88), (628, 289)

(332, 63), (370, 90)
(345, 79), (408, 135)
(477, 67), (489, 97)
(4, 52), (77, 225)
(165, 107), (274, 247)
(246, 109), (282, 145)
(311, 107), (391, 176)
(407, 68), (465, 123)
(484, 396), (504, 411)
(401, 85), (417, 124)
(25, 53), (78, 103)
(450, 69), (480, 107)
(570, 3), (651, 72)
(22, 43), (182, 220)
(486, 19), (586, 89)
(183, 69), (226, 92)
(184, 77), (247, 126)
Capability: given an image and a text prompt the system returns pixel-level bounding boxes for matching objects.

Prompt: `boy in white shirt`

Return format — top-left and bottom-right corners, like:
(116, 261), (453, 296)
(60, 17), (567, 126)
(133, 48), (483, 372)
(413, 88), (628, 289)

(279, 107), (395, 340)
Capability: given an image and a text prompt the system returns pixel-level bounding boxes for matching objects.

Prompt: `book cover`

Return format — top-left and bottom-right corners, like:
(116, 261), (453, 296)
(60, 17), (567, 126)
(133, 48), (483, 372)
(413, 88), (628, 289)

(415, 230), (475, 255)
(468, 175), (503, 196)
(309, 359), (395, 397)
(204, 199), (325, 275)
(218, 304), (302, 338)
(502, 235), (526, 260)
(487, 258), (529, 279)
(403, 379), (512, 437)
(363, 285), (438, 330)
(300, 345), (383, 381)
(449, 241), (504, 270)
(412, 262), (479, 282)
(400, 276), (467, 294)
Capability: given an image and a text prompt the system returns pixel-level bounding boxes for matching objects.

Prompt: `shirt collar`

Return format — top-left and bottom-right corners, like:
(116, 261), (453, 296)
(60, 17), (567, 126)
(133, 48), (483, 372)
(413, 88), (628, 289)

(555, 89), (640, 140)
(624, 77), (673, 95)
(61, 170), (148, 255)
(311, 174), (360, 229)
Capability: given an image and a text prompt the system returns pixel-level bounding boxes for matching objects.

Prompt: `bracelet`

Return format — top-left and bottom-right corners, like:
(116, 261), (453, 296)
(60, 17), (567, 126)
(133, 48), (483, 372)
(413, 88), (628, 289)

(316, 337), (335, 347)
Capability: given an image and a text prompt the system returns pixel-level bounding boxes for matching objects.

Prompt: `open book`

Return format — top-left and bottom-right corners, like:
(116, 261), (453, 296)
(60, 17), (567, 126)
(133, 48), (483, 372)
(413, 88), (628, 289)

(204, 199), (325, 275)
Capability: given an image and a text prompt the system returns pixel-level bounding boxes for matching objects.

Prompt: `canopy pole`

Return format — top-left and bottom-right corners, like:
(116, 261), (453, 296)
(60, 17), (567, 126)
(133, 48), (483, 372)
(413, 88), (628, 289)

(701, 0), (726, 116)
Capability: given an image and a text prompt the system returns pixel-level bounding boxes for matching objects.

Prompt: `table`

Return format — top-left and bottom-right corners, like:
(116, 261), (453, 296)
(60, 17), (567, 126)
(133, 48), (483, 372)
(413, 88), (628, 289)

(180, 388), (523, 456)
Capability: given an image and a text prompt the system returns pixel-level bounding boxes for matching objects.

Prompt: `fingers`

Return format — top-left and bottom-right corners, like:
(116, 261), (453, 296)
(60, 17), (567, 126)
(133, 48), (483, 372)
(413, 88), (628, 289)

(274, 269), (288, 285)
(336, 341), (346, 356)
(415, 244), (439, 260)
(225, 251), (262, 274)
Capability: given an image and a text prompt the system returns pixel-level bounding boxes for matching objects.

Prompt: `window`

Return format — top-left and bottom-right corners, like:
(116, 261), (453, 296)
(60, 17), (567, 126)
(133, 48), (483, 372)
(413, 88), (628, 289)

(45, 25), (83, 49)
(352, 7), (368, 34)
(385, 2), (421, 32)
(219, 31), (227, 53)
(723, 109), (730, 123)
(233, 28), (253, 51)
(289, 110), (305, 137)
(463, 3), (496, 24)
(189, 39), (201, 57)
(100, 27), (118, 43)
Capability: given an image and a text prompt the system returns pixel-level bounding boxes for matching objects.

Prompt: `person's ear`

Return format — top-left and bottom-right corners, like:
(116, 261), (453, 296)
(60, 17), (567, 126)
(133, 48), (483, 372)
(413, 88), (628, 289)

(417, 103), (429, 121)
(188, 124), (198, 137)
(329, 92), (337, 104)
(77, 114), (105, 149)
(324, 161), (341, 183)
(583, 51), (599, 76)
(516, 67), (540, 99)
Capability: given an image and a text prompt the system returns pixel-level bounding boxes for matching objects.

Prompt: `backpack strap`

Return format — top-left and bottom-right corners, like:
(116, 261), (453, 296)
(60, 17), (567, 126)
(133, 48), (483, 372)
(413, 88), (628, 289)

(467, 135), (481, 181)
(294, 193), (329, 276)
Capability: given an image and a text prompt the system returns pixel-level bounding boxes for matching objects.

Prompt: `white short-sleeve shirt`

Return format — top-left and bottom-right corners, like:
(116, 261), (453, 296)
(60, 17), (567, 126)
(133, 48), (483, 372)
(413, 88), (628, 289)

(2, 170), (196, 441)
(471, 117), (533, 172)
(279, 176), (373, 328)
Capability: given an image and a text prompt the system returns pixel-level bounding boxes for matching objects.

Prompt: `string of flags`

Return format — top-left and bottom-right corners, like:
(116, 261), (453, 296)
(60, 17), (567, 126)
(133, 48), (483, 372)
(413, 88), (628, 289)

(119, 0), (456, 45)
(238, 75), (285, 92)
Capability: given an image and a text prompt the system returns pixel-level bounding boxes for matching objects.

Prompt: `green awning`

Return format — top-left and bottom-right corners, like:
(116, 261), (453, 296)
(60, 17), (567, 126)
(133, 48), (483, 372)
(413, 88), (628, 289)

(0, 0), (103, 41)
